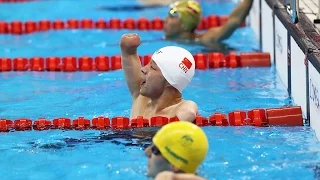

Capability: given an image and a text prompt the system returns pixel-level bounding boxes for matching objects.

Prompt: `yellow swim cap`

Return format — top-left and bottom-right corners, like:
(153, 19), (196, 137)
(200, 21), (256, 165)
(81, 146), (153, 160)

(169, 0), (201, 31)
(153, 121), (209, 173)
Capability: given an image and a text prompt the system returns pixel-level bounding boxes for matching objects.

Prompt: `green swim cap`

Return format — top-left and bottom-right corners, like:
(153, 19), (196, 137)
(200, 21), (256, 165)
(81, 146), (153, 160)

(169, 0), (201, 31)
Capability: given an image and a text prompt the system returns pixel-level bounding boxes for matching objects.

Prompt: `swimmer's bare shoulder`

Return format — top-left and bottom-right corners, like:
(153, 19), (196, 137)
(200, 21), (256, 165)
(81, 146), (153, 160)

(176, 100), (198, 123)
(155, 171), (206, 180)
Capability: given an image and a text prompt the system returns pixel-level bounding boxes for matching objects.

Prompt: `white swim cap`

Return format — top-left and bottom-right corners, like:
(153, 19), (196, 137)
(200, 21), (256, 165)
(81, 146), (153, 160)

(152, 46), (195, 92)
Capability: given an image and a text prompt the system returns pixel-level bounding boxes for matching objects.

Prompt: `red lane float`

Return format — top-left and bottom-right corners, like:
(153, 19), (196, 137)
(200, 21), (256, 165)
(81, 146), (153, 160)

(150, 116), (168, 127)
(33, 118), (51, 130)
(193, 52), (272, 69)
(195, 115), (209, 126)
(39, 20), (51, 31)
(72, 117), (91, 130)
(266, 106), (303, 126)
(0, 15), (246, 35)
(92, 116), (110, 130)
(0, 58), (12, 71)
(0, 21), (9, 34)
(206, 15), (219, 28)
(131, 116), (149, 128)
(0, 106), (304, 132)
(152, 18), (163, 30)
(0, 119), (12, 132)
(95, 19), (108, 29)
(81, 19), (94, 29)
(94, 55), (110, 71)
(25, 21), (37, 34)
(53, 19), (65, 30)
(112, 117), (130, 129)
(228, 111), (246, 126)
(30, 57), (45, 71)
(67, 19), (79, 29)
(52, 118), (71, 129)
(111, 55), (122, 70)
(45, 57), (61, 71)
(247, 109), (268, 127)
(240, 52), (271, 67)
(109, 18), (121, 29)
(0, 52), (271, 72)
(13, 57), (29, 71)
(10, 21), (23, 35)
(194, 53), (207, 70)
(208, 53), (226, 68)
(123, 18), (135, 30)
(79, 56), (93, 71)
(226, 52), (240, 68)
(62, 56), (77, 72)
(14, 118), (32, 131)
(209, 113), (229, 126)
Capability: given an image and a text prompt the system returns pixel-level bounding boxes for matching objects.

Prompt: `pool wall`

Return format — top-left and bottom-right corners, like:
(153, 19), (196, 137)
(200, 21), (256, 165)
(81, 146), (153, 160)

(248, 0), (320, 139)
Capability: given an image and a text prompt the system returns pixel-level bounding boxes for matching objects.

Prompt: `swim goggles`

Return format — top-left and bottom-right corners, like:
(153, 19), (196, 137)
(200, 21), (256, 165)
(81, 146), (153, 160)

(169, 7), (180, 18)
(151, 145), (161, 156)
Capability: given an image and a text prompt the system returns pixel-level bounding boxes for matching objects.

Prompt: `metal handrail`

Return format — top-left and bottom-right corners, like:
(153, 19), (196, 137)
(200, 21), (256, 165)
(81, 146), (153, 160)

(286, 0), (299, 24)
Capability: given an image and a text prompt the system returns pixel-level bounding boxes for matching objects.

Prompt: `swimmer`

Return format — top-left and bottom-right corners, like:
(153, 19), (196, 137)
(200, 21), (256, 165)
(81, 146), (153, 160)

(163, 0), (254, 47)
(120, 33), (198, 122)
(144, 121), (209, 179)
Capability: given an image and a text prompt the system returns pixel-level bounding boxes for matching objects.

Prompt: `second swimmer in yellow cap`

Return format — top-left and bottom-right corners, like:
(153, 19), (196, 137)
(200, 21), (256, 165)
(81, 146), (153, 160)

(164, 0), (253, 47)
(144, 121), (209, 179)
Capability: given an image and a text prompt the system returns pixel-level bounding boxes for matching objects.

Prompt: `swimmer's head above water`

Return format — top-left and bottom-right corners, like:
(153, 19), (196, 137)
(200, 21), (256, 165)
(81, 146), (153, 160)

(140, 46), (195, 98)
(145, 121), (209, 178)
(164, 0), (201, 38)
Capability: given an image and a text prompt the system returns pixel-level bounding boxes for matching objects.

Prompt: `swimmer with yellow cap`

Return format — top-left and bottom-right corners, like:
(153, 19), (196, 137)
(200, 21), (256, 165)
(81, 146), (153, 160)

(144, 121), (209, 179)
(120, 33), (197, 122)
(163, 0), (253, 47)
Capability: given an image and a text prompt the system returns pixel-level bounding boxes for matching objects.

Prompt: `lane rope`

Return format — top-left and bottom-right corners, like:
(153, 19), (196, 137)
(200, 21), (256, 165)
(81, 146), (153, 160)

(0, 106), (304, 132)
(0, 52), (271, 72)
(0, 15), (246, 35)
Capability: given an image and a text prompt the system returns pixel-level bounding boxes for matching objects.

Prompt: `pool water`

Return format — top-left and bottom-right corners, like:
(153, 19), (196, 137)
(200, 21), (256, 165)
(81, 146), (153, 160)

(0, 67), (290, 120)
(0, 0), (320, 179)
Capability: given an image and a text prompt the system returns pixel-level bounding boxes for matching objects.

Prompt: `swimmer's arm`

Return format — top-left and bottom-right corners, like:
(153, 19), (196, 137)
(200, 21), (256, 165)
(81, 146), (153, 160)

(121, 54), (142, 99)
(120, 34), (143, 99)
(201, 0), (254, 42)
(155, 171), (206, 180)
(176, 101), (198, 123)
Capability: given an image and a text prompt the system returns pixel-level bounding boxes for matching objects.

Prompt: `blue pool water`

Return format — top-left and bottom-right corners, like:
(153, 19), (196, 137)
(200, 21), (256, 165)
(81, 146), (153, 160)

(1, 0), (320, 179)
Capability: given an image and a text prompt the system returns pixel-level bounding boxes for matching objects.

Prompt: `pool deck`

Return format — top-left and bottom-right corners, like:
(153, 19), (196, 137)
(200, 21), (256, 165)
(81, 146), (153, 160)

(261, 0), (320, 137)
(301, 0), (320, 31)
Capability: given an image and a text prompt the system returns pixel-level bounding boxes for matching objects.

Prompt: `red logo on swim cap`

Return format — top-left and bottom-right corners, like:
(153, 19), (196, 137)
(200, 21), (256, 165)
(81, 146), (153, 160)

(179, 57), (192, 73)
(182, 57), (192, 69)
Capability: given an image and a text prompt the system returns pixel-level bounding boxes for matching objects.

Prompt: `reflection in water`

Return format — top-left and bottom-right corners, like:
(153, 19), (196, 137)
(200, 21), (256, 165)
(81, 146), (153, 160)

(306, 163), (320, 180)
(96, 5), (164, 11)
(28, 129), (158, 150)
